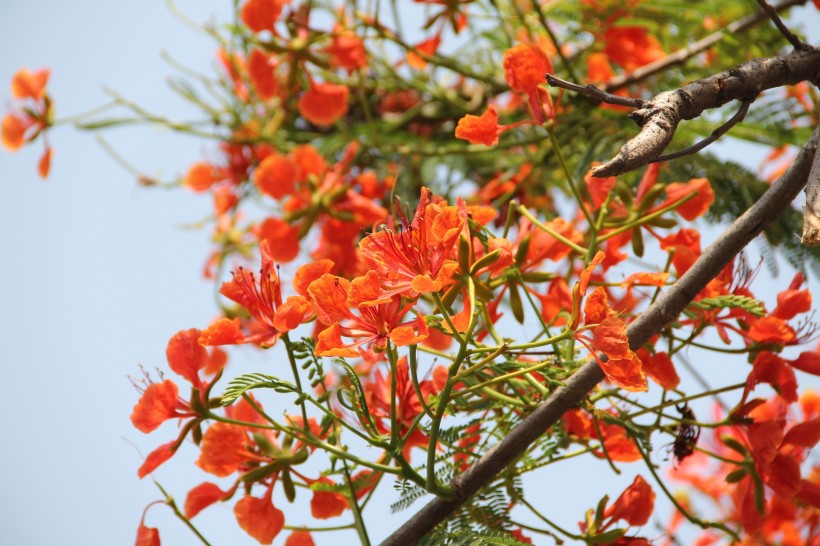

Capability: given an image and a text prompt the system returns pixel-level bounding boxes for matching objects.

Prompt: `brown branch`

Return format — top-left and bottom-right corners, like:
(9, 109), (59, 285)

(801, 135), (820, 245)
(651, 99), (752, 163)
(379, 125), (820, 546)
(545, 74), (645, 108)
(604, 0), (808, 92)
(755, 0), (808, 50)
(590, 47), (820, 178)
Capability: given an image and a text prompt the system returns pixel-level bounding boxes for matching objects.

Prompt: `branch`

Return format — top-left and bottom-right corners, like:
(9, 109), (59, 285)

(755, 0), (808, 50)
(604, 0), (808, 91)
(587, 47), (820, 177)
(801, 134), (820, 245)
(379, 125), (820, 546)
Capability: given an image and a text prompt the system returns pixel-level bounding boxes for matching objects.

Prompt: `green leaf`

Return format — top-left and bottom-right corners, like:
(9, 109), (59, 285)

(220, 373), (297, 406)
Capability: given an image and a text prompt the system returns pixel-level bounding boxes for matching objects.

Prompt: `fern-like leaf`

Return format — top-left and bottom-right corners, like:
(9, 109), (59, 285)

(220, 373), (297, 406)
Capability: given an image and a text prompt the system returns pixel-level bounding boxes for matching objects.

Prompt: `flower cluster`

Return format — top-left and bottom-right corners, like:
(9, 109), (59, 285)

(6, 0), (820, 545)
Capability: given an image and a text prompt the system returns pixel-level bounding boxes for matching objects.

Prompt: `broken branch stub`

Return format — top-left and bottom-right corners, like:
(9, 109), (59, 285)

(801, 139), (820, 245)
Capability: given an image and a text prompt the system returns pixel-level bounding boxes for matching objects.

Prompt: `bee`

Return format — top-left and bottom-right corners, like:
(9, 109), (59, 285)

(672, 403), (700, 464)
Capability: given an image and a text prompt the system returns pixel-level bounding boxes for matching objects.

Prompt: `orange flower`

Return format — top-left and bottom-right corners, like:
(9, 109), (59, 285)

(298, 81), (349, 125)
(746, 351), (798, 403)
(407, 35), (441, 69)
(636, 349), (680, 390)
(309, 273), (429, 357)
(248, 48), (278, 100)
(772, 272), (812, 320)
(254, 153), (298, 199)
(326, 28), (368, 72)
(200, 241), (312, 347)
(257, 217), (301, 262)
(130, 379), (190, 434)
(3, 67), (54, 177)
(184, 482), (228, 519)
(241, 0), (284, 34)
(234, 488), (285, 544)
(587, 52), (615, 83)
(11, 68), (50, 100)
(310, 477), (350, 519)
(748, 315), (796, 344)
(503, 44), (552, 96)
(455, 106), (503, 147)
(38, 148), (53, 179)
(359, 186), (463, 298)
(603, 27), (665, 71)
(455, 106), (537, 147)
(135, 522), (160, 546)
(183, 162), (218, 192)
(503, 44), (554, 123)
(660, 178), (714, 220)
(285, 531), (315, 546)
(196, 422), (256, 477)
(363, 357), (439, 459)
(137, 442), (176, 479)
(1, 114), (27, 151)
(604, 475), (655, 527)
(659, 228), (701, 276)
(590, 317), (647, 392)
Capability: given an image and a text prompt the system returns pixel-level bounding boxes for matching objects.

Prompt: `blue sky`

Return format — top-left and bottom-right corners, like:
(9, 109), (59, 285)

(1, 2), (818, 545)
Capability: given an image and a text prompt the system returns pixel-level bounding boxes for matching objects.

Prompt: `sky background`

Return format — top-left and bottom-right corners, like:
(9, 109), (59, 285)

(1, 2), (819, 545)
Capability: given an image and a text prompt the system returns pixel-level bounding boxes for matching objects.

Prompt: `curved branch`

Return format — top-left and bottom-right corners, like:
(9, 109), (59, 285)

(590, 47), (820, 177)
(651, 99), (752, 163)
(379, 125), (820, 546)
(755, 0), (809, 50)
(604, 0), (808, 91)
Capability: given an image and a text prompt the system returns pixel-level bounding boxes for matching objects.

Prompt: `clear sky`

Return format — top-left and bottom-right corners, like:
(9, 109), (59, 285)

(1, 2), (818, 546)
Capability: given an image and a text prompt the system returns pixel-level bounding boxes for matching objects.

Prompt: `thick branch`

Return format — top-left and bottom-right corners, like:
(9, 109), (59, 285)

(380, 125), (820, 546)
(604, 0), (807, 91)
(591, 47), (820, 177)
(801, 135), (820, 245)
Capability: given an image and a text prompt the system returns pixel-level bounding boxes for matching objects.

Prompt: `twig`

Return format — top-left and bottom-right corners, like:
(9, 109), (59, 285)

(651, 99), (752, 163)
(604, 0), (808, 91)
(378, 125), (820, 546)
(755, 0), (808, 50)
(591, 47), (820, 177)
(545, 74), (644, 108)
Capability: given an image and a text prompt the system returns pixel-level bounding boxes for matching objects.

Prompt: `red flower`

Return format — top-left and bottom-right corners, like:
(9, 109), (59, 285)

(298, 81), (349, 126)
(310, 476), (350, 519)
(603, 27), (665, 71)
(363, 357), (440, 459)
(234, 486), (285, 544)
(3, 67), (53, 178)
(359, 187), (463, 298)
(285, 531), (315, 546)
(184, 482), (228, 519)
(200, 241), (313, 348)
(241, 0), (284, 34)
(309, 272), (429, 357)
(503, 44), (555, 123)
(604, 475), (655, 527)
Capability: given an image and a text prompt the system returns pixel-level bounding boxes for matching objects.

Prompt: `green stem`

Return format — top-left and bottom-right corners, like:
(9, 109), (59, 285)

(153, 480), (212, 546)
(547, 127), (595, 227)
(343, 461), (372, 546)
(517, 205), (588, 255)
(518, 496), (583, 541)
(283, 334), (310, 427)
(633, 436), (742, 542)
